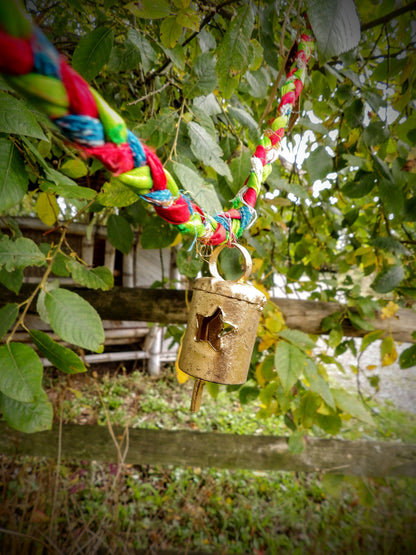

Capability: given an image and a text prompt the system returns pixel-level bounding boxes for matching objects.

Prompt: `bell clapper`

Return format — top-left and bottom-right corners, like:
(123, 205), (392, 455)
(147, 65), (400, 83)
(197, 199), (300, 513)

(191, 378), (205, 412)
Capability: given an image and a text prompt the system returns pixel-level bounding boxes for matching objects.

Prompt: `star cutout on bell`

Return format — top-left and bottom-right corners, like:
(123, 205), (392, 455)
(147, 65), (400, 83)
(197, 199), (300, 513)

(195, 306), (236, 351)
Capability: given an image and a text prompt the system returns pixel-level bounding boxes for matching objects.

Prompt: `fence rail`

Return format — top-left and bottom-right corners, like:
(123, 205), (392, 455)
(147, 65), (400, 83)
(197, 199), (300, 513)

(0, 422), (415, 477)
(2, 284), (416, 343)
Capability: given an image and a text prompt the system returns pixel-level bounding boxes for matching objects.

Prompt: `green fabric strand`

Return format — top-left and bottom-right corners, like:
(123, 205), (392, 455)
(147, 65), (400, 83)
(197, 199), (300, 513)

(0, 0), (32, 38)
(89, 88), (128, 145)
(4, 74), (69, 118)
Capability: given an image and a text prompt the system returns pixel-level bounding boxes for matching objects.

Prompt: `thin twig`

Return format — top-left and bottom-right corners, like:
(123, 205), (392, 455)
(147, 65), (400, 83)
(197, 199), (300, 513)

(6, 227), (68, 343)
(361, 0), (416, 31)
(127, 82), (171, 105)
(49, 405), (63, 541)
(165, 101), (186, 164)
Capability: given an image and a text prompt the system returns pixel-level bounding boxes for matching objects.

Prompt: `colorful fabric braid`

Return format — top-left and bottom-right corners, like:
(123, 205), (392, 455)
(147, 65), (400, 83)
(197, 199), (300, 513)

(0, 2), (314, 246)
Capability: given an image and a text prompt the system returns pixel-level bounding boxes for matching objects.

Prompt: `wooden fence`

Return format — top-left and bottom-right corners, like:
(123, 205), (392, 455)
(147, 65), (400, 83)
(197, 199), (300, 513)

(1, 219), (416, 476)
(0, 422), (415, 477)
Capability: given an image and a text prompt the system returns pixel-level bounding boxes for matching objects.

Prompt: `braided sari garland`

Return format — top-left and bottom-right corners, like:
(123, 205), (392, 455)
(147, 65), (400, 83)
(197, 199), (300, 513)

(0, 2), (314, 246)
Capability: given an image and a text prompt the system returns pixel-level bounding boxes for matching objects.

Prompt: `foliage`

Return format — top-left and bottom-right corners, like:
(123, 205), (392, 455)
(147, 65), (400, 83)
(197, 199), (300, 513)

(1, 368), (416, 553)
(0, 0), (416, 434)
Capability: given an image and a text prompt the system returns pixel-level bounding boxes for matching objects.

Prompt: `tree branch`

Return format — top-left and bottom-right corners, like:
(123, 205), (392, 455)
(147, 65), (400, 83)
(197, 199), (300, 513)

(361, 1), (416, 31)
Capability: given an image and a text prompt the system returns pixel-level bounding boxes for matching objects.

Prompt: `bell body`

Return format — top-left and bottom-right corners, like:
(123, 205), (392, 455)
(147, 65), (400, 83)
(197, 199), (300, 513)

(178, 277), (266, 385)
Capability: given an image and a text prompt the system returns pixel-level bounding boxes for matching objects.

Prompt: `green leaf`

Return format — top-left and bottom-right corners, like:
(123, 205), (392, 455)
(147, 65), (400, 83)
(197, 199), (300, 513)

(0, 389), (53, 433)
(72, 27), (114, 82)
(298, 391), (321, 428)
(316, 413), (342, 435)
(228, 151), (252, 194)
(44, 288), (105, 352)
(304, 146), (333, 183)
(140, 218), (177, 249)
(0, 236), (46, 271)
(227, 106), (260, 141)
(193, 94), (221, 116)
(40, 178), (96, 201)
(370, 236), (411, 256)
(60, 159), (88, 179)
(0, 343), (43, 402)
(139, 109), (177, 149)
(96, 179), (139, 207)
(0, 303), (18, 341)
(328, 326), (343, 348)
(0, 93), (46, 139)
(371, 265), (405, 294)
(35, 192), (59, 226)
(183, 53), (217, 98)
(160, 16), (183, 48)
(278, 329), (316, 351)
(205, 381), (219, 399)
(176, 9), (199, 32)
(66, 259), (114, 290)
(399, 344), (416, 369)
(347, 310), (375, 331)
(170, 162), (222, 213)
(30, 330), (87, 374)
(0, 138), (29, 212)
(306, 0), (361, 63)
(378, 179), (404, 217)
(188, 122), (232, 180)
(362, 121), (389, 147)
(176, 242), (203, 278)
(303, 360), (335, 410)
(267, 169), (309, 200)
(341, 172), (376, 199)
(216, 3), (255, 97)
(107, 214), (134, 255)
(332, 388), (375, 426)
(244, 68), (269, 98)
(275, 341), (306, 392)
(161, 44), (185, 70)
(361, 330), (385, 352)
(0, 267), (23, 293)
(381, 336), (397, 367)
(403, 197), (416, 222)
(126, 29), (157, 73)
(127, 0), (171, 19)
(239, 385), (259, 404)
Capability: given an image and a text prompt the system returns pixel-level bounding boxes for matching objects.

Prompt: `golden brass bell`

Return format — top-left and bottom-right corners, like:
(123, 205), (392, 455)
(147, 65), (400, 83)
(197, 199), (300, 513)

(178, 243), (266, 411)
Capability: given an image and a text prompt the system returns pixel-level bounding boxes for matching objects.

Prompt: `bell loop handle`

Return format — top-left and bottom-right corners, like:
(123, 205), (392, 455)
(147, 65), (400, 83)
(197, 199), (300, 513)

(208, 242), (253, 282)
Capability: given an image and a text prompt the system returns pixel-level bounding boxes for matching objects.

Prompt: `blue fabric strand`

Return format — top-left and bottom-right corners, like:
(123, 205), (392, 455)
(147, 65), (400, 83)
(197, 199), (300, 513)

(239, 204), (253, 230)
(213, 214), (231, 232)
(32, 29), (61, 78)
(127, 130), (146, 167)
(54, 115), (105, 147)
(140, 189), (173, 206)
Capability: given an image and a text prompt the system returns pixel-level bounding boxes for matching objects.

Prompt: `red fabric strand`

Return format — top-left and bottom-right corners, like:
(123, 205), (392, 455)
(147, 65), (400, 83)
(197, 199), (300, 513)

(207, 223), (227, 245)
(270, 129), (284, 145)
(279, 91), (296, 107)
(242, 187), (257, 207)
(84, 142), (134, 175)
(254, 145), (267, 165)
(224, 209), (241, 220)
(0, 31), (33, 74)
(155, 196), (190, 224)
(144, 145), (167, 191)
(60, 59), (98, 118)
(294, 79), (303, 98)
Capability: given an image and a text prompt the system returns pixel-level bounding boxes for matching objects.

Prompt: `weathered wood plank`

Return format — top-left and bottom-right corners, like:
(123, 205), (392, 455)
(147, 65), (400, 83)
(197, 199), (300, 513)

(0, 422), (415, 477)
(1, 284), (416, 342)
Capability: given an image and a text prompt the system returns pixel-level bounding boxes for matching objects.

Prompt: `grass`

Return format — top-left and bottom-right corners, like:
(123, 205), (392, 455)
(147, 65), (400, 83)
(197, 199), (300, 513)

(0, 363), (416, 554)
